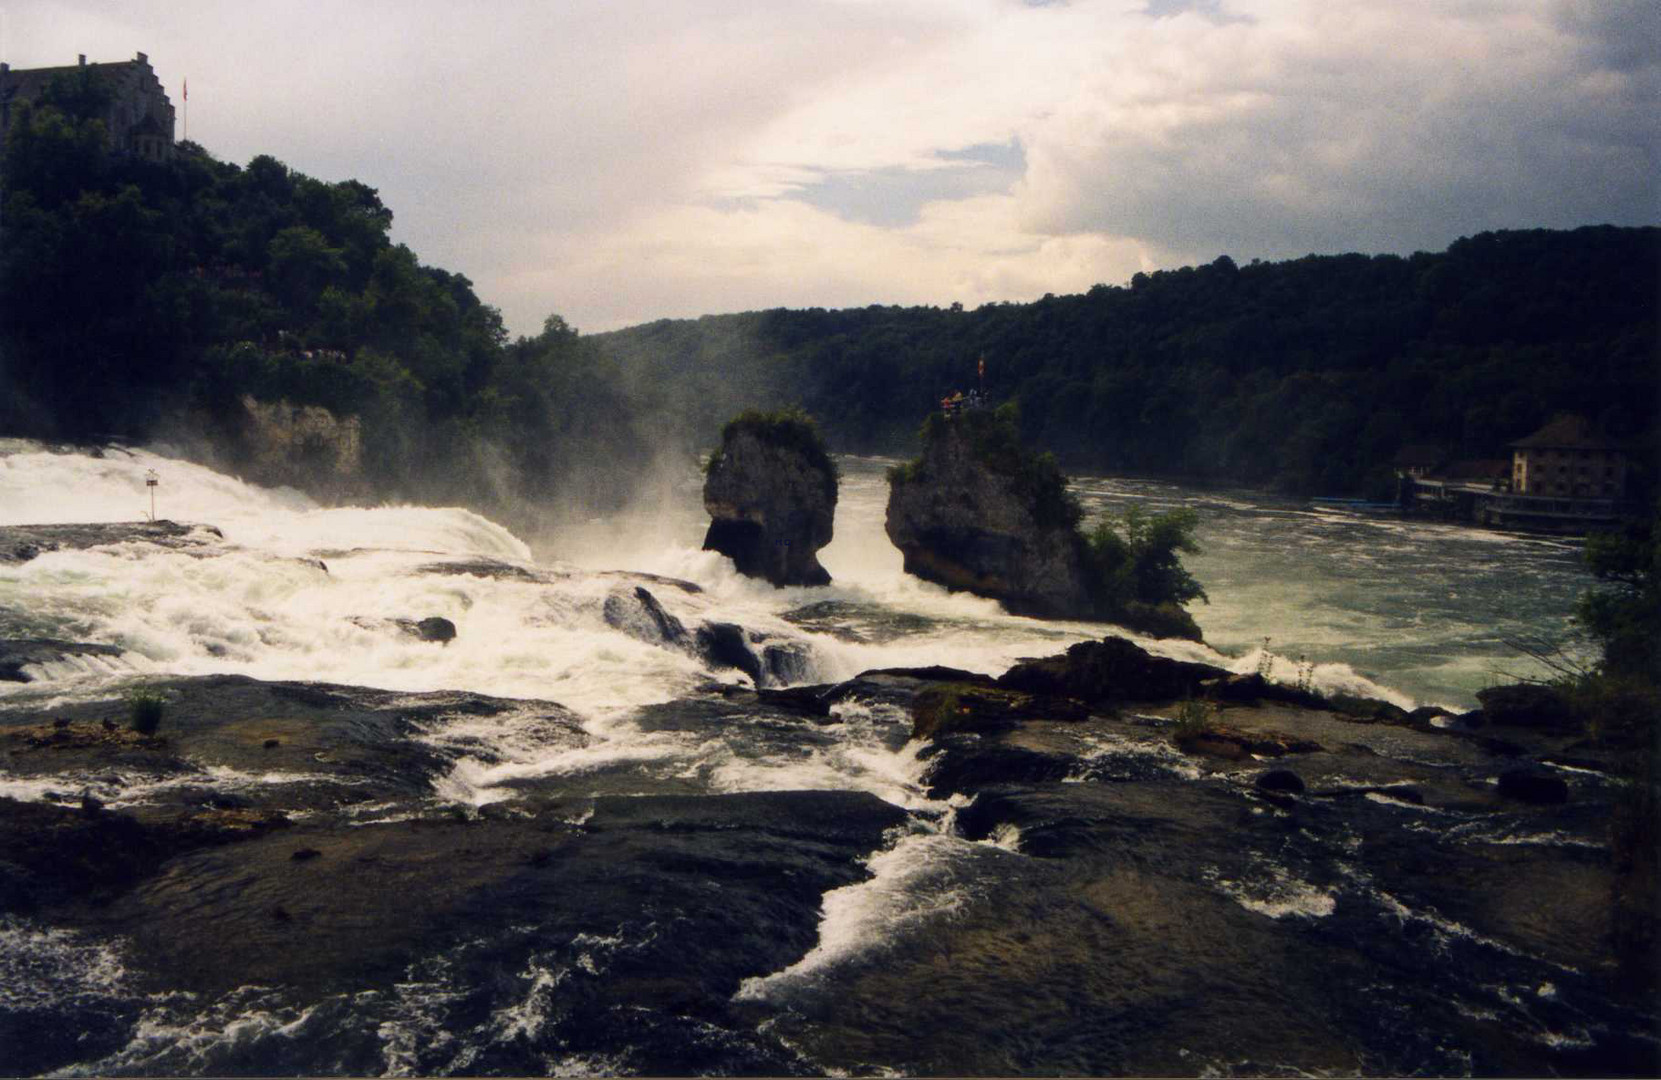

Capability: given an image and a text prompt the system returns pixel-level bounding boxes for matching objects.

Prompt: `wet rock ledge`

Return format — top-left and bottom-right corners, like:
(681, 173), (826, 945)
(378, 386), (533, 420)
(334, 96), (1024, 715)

(0, 520), (223, 564)
(0, 635), (1654, 1076)
(0, 675), (906, 1076)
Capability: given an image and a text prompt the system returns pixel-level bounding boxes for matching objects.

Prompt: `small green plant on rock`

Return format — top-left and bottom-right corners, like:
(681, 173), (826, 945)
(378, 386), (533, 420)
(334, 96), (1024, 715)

(911, 686), (966, 741)
(125, 687), (166, 736)
(1295, 656), (1314, 695)
(1256, 637), (1275, 678)
(1170, 697), (1218, 745)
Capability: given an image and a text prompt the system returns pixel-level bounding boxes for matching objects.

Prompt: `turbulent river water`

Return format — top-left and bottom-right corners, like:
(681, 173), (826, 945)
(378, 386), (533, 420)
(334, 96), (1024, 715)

(0, 441), (1615, 1076)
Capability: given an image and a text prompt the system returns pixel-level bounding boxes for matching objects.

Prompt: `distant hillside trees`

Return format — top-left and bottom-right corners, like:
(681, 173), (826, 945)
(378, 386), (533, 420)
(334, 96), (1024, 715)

(593, 228), (1659, 499)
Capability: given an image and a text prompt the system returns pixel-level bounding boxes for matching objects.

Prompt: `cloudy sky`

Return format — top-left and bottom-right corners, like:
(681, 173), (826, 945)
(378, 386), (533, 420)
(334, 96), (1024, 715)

(7, 0), (1656, 335)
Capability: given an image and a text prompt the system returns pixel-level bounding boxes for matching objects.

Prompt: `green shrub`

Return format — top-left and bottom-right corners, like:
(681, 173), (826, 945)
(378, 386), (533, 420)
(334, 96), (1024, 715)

(1084, 506), (1207, 630)
(125, 687), (166, 736)
(1170, 697), (1217, 744)
(885, 460), (916, 485)
(711, 406), (838, 492)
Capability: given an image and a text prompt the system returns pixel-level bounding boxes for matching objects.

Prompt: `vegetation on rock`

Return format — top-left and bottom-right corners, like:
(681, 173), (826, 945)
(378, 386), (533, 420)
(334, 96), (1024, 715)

(1169, 697), (1219, 746)
(706, 407), (837, 496)
(1083, 505), (1207, 639)
(0, 83), (648, 523)
(703, 406), (838, 587)
(1566, 508), (1660, 988)
(888, 403), (1206, 634)
(898, 402), (1080, 533)
(125, 686), (166, 736)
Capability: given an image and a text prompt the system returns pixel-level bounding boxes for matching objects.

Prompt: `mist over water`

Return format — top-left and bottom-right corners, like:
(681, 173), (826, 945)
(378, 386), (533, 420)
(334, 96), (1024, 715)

(1, 444), (1589, 717)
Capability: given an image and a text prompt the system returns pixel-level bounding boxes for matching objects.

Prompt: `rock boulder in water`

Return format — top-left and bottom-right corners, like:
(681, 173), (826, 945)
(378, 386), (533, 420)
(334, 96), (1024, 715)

(0, 520), (222, 564)
(1497, 766), (1570, 804)
(603, 586), (689, 648)
(884, 413), (1095, 619)
(1256, 767), (1306, 794)
(702, 413), (837, 587)
(1476, 683), (1577, 732)
(998, 635), (1229, 705)
(415, 616), (456, 643)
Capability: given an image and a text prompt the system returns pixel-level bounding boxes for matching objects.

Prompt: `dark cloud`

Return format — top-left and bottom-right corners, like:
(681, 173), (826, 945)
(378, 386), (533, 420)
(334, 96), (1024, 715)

(1020, 1), (1658, 263)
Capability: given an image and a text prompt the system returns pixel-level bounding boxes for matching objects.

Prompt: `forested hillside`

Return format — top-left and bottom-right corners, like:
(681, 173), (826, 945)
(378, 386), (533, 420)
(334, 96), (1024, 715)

(0, 67), (645, 519)
(5, 65), (1654, 510)
(595, 227), (1659, 498)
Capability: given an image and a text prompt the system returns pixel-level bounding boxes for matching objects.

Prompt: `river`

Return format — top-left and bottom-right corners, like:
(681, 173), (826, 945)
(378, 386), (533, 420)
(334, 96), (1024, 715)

(0, 440), (1626, 1077)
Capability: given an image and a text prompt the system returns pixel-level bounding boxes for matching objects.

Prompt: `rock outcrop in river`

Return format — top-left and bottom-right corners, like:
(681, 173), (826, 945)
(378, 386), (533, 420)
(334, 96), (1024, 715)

(703, 410), (838, 587)
(886, 407), (1100, 621)
(886, 407), (1205, 639)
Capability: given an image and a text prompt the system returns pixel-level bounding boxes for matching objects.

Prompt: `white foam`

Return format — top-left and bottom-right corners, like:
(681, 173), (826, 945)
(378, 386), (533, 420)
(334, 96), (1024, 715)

(734, 828), (979, 1001)
(0, 917), (127, 1011)
(59, 985), (322, 1077)
(1207, 864), (1337, 919)
(0, 763), (347, 809)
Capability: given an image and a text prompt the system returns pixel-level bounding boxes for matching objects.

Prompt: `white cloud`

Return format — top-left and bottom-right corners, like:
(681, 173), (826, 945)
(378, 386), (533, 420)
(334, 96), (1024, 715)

(523, 193), (1159, 332)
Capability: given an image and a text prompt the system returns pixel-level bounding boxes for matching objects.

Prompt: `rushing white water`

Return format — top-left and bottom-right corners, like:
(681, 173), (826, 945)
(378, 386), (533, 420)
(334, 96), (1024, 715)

(1, 441), (1590, 795)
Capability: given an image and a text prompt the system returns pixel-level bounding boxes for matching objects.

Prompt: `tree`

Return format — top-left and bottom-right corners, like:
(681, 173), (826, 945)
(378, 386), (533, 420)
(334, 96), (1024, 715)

(1086, 506), (1207, 611)
(267, 226), (347, 309)
(1578, 510), (1660, 681)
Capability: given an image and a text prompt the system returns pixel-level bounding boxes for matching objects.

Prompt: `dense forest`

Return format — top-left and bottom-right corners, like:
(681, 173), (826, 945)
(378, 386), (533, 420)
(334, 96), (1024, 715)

(3, 64), (1656, 514)
(0, 66), (648, 523)
(595, 227), (1659, 499)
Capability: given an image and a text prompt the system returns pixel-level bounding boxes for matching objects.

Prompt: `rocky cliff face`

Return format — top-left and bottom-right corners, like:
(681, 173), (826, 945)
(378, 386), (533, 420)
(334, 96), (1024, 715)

(238, 394), (365, 497)
(885, 418), (1094, 619)
(703, 423), (837, 587)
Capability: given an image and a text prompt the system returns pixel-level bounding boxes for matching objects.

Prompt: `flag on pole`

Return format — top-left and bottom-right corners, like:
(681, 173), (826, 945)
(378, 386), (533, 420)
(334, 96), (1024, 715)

(978, 356), (985, 378)
(183, 78), (187, 101)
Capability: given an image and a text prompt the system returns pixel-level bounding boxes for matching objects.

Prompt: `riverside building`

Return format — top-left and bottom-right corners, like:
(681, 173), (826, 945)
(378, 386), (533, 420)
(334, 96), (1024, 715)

(1399, 414), (1632, 534)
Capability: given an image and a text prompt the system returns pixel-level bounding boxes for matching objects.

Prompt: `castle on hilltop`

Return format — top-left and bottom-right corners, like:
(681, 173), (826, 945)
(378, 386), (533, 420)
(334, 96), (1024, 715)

(0, 51), (175, 162)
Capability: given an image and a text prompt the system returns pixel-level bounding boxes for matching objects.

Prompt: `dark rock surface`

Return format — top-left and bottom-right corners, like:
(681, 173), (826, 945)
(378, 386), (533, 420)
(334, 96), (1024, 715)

(603, 585), (689, 648)
(1478, 683), (1578, 732)
(690, 621), (814, 689)
(0, 667), (909, 1076)
(1497, 765), (1571, 804)
(0, 675), (579, 816)
(416, 558), (566, 584)
(0, 655), (1652, 1077)
(408, 616), (457, 643)
(348, 616), (458, 644)
(838, 664), (1655, 1077)
(1256, 767), (1306, 793)
(999, 635), (1230, 705)
(702, 425), (838, 587)
(0, 638), (125, 682)
(0, 520), (223, 564)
